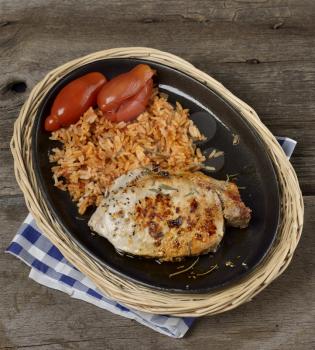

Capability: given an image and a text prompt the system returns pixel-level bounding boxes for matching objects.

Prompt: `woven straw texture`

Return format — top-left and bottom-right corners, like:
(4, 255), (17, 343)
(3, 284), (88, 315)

(11, 47), (304, 317)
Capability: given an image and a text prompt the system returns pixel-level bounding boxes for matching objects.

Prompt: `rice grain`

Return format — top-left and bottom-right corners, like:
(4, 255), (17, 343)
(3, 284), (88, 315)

(50, 94), (206, 214)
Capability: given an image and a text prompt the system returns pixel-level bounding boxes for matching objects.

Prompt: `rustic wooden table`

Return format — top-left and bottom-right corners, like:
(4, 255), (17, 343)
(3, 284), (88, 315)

(1, 1), (315, 349)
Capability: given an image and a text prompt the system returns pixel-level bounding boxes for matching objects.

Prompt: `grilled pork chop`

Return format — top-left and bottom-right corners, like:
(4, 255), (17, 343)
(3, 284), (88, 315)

(89, 169), (251, 261)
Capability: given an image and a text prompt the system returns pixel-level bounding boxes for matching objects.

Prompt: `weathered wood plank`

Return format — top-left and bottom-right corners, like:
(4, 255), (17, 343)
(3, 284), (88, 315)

(0, 152), (21, 197)
(0, 196), (314, 349)
(1, 0), (315, 73)
(1, 0), (315, 348)
(1, 0), (315, 24)
(1, 6), (315, 67)
(1, 1), (315, 194)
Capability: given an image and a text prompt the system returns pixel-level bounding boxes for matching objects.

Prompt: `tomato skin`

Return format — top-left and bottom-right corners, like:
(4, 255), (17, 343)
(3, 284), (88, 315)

(105, 79), (153, 122)
(97, 64), (154, 113)
(44, 72), (106, 131)
(44, 115), (61, 131)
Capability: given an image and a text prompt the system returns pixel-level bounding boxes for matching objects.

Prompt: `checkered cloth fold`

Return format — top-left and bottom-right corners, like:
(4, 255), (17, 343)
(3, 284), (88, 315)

(6, 137), (296, 338)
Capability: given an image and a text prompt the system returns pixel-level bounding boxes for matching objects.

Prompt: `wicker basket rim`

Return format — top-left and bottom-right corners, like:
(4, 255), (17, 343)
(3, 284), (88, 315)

(10, 47), (304, 316)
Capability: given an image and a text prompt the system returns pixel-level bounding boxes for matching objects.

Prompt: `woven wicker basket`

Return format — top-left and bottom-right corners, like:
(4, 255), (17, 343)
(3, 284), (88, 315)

(11, 47), (304, 317)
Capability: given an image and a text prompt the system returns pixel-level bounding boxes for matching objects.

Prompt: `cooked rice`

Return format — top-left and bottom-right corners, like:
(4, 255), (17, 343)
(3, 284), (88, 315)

(49, 93), (206, 214)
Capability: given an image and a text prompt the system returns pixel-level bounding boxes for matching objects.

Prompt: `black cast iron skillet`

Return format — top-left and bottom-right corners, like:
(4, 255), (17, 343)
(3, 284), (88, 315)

(33, 58), (280, 293)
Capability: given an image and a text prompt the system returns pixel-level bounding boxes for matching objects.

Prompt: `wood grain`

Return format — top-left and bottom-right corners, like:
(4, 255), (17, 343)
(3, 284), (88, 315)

(0, 0), (314, 349)
(0, 197), (314, 349)
(1, 0), (315, 194)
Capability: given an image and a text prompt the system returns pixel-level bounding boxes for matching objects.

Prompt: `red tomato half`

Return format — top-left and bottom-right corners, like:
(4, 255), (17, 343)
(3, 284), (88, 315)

(105, 79), (153, 122)
(97, 64), (155, 113)
(45, 72), (107, 131)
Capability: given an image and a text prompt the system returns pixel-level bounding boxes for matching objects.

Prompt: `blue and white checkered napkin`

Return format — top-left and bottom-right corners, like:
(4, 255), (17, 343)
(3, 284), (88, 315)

(6, 137), (296, 338)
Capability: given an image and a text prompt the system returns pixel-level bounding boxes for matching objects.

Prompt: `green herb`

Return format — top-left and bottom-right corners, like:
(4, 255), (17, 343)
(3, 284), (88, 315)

(149, 188), (160, 193)
(226, 173), (239, 182)
(142, 167), (153, 175)
(169, 257), (199, 278)
(184, 191), (195, 197)
(159, 184), (178, 191)
(196, 264), (218, 276)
